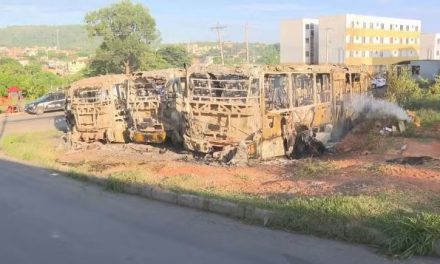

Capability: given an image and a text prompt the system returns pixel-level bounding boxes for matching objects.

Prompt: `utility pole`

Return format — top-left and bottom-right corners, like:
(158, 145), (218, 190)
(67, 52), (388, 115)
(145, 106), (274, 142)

(210, 22), (226, 65)
(244, 24), (250, 64)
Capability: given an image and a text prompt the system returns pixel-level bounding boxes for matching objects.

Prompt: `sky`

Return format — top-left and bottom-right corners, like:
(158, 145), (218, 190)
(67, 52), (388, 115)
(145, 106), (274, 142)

(0, 0), (439, 43)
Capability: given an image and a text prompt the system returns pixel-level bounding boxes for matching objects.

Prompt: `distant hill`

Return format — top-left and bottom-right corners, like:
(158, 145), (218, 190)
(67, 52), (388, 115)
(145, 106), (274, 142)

(0, 25), (100, 51)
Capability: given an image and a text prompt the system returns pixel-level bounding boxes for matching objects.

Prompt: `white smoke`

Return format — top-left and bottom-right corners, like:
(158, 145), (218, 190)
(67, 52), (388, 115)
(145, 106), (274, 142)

(346, 94), (410, 121)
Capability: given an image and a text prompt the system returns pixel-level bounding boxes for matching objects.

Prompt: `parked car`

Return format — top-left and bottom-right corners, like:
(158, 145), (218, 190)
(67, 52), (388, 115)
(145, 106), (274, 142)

(24, 91), (66, 115)
(371, 76), (387, 88)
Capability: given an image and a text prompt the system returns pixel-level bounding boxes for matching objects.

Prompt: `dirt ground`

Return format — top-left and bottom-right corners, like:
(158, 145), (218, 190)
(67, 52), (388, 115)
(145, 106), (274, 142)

(55, 122), (440, 200)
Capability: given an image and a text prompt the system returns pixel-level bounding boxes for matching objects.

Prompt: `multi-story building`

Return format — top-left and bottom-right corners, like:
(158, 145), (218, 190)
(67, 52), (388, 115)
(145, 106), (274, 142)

(318, 14), (421, 67)
(280, 19), (319, 64)
(420, 33), (440, 60)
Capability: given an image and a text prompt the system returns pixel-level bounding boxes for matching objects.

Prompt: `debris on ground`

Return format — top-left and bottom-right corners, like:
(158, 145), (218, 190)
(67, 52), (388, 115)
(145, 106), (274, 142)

(292, 131), (326, 159)
(386, 156), (439, 166)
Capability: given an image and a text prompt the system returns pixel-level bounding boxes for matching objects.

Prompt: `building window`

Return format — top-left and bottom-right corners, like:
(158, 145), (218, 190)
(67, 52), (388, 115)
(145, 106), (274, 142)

(437, 50), (440, 56)
(400, 25), (403, 31)
(412, 65), (420, 75)
(361, 51), (366, 57)
(415, 26), (419, 31)
(437, 39), (440, 45)
(380, 51), (384, 57)
(363, 22), (366, 28)
(380, 37), (384, 44)
(305, 51), (310, 57)
(370, 22), (374, 29)
(362, 36), (366, 43)
(351, 21), (355, 28)
(305, 24), (310, 30)
(380, 23), (384, 30)
(306, 37), (310, 44)
(310, 24), (314, 30)
(390, 38), (394, 44)
(406, 25), (410, 31)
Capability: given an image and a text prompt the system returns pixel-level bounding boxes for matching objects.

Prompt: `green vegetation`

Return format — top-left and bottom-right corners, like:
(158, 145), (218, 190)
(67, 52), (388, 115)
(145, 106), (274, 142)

(386, 213), (440, 258)
(0, 25), (100, 51)
(0, 58), (80, 98)
(387, 70), (420, 107)
(85, 0), (159, 74)
(294, 159), (334, 179)
(140, 45), (191, 71)
(1, 131), (439, 258)
(0, 131), (61, 167)
(388, 70), (440, 130)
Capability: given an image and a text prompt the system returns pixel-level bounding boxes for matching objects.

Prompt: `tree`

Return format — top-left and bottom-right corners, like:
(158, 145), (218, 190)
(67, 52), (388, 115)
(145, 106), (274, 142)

(387, 70), (420, 107)
(0, 58), (72, 98)
(157, 45), (191, 68)
(85, 0), (159, 74)
(139, 49), (169, 71)
(255, 44), (280, 65)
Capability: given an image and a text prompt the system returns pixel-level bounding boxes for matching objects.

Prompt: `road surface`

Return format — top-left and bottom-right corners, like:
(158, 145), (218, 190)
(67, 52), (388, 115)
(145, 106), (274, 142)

(0, 111), (66, 138)
(0, 156), (437, 264)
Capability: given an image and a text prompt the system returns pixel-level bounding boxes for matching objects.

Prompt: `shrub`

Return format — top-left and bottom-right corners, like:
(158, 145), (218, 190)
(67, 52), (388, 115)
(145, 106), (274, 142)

(429, 75), (440, 95)
(387, 70), (421, 107)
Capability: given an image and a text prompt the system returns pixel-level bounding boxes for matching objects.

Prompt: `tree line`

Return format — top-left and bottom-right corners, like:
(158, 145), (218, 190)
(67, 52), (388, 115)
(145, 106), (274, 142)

(0, 58), (78, 98)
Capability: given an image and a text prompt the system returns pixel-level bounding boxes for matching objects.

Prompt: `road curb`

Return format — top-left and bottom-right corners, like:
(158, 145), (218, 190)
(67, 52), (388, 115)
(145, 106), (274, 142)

(84, 175), (275, 225)
(62, 172), (392, 252)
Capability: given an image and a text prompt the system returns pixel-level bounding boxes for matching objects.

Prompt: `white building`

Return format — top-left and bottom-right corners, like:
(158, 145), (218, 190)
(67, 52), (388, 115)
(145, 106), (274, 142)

(280, 19), (319, 64)
(420, 33), (440, 60)
(318, 14), (421, 66)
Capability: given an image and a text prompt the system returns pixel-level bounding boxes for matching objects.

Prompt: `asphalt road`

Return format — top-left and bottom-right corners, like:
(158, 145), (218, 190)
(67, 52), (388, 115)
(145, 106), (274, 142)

(0, 111), (66, 138)
(0, 156), (438, 264)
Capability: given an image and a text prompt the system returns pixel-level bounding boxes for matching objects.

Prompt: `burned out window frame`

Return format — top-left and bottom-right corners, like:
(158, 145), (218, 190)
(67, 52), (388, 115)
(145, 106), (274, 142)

(315, 73), (331, 103)
(264, 73), (289, 111)
(292, 73), (314, 106)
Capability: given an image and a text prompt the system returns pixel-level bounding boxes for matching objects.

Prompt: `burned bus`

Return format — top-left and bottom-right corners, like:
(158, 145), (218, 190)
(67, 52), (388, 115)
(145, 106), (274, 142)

(260, 64), (370, 158)
(127, 69), (186, 145)
(183, 64), (370, 159)
(183, 64), (262, 158)
(66, 74), (129, 143)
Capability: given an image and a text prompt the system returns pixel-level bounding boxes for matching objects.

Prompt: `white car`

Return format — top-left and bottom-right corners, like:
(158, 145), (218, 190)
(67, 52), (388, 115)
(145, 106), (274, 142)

(371, 77), (386, 88)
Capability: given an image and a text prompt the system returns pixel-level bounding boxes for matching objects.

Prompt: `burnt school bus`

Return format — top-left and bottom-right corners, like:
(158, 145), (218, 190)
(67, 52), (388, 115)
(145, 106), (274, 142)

(127, 69), (186, 146)
(66, 74), (129, 143)
(182, 64), (370, 159)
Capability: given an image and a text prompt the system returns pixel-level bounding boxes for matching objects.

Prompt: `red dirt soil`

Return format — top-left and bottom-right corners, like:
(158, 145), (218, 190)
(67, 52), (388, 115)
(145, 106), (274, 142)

(57, 133), (440, 198)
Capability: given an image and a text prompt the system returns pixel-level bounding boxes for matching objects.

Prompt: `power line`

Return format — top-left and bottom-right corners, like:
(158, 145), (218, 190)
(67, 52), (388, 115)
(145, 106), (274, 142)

(210, 22), (227, 65)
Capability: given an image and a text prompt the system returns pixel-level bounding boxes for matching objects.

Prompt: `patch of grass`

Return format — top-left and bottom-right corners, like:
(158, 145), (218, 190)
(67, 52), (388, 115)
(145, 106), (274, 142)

(0, 131), (61, 167)
(66, 170), (89, 182)
(294, 159), (334, 179)
(105, 176), (125, 192)
(385, 213), (440, 258)
(416, 109), (440, 128)
(160, 174), (200, 190)
(405, 94), (440, 129)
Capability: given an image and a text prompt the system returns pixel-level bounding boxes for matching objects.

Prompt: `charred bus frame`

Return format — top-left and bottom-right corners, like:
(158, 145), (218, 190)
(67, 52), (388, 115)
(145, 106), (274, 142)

(183, 64), (370, 159)
(66, 74), (129, 143)
(128, 69), (186, 145)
